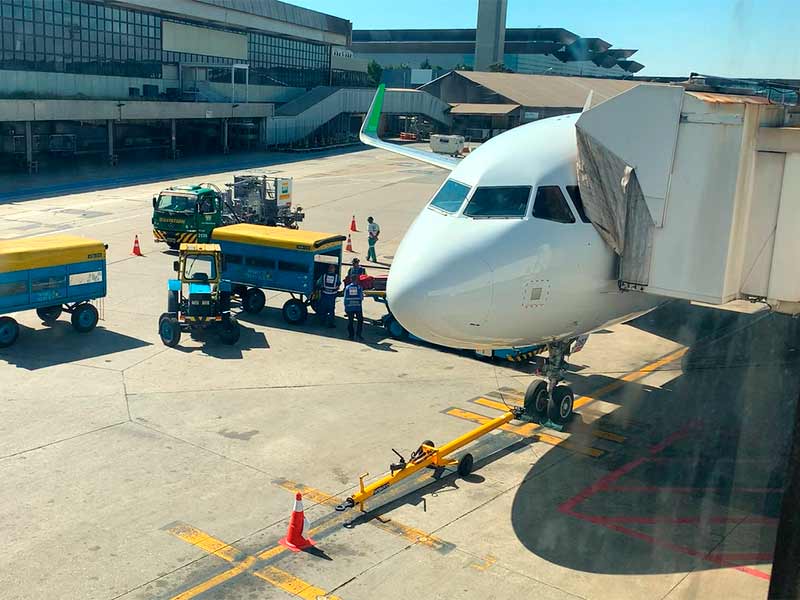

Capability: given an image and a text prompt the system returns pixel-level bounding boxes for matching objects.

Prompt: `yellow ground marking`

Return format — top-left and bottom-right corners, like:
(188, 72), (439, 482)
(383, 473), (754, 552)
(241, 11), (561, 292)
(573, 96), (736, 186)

(572, 347), (687, 410)
(445, 408), (604, 458)
(472, 397), (626, 444)
(166, 523), (340, 600)
(253, 566), (342, 600)
(271, 478), (448, 551)
(470, 554), (497, 571)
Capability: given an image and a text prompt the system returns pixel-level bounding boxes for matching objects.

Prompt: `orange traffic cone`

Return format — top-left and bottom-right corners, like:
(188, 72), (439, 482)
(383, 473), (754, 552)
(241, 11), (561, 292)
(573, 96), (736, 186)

(132, 235), (143, 257)
(345, 234), (355, 253)
(279, 492), (314, 552)
(350, 215), (358, 232)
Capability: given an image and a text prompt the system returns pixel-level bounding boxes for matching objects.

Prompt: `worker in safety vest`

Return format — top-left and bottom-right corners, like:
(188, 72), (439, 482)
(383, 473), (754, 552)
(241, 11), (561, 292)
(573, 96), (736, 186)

(347, 257), (366, 281)
(366, 216), (380, 263)
(316, 263), (340, 328)
(343, 277), (364, 341)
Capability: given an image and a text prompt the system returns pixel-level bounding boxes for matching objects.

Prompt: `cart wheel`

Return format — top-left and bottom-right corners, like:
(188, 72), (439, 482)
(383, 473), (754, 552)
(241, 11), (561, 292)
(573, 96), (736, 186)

(242, 288), (265, 314)
(385, 314), (408, 340)
(36, 305), (62, 325)
(0, 316), (19, 348)
(524, 380), (549, 419)
(71, 304), (99, 333)
(548, 385), (575, 425)
(457, 453), (474, 477)
(158, 313), (181, 347)
(218, 316), (240, 345)
(282, 299), (308, 325)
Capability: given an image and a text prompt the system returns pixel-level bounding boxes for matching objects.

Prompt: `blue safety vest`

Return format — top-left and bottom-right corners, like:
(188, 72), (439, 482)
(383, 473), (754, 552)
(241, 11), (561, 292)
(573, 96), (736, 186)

(321, 273), (339, 295)
(343, 283), (364, 311)
(348, 266), (366, 279)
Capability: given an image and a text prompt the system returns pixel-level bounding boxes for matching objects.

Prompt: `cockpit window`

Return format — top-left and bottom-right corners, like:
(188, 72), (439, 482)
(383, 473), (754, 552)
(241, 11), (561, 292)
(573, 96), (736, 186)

(429, 179), (471, 214)
(532, 186), (576, 224)
(463, 186), (531, 218)
(566, 185), (591, 223)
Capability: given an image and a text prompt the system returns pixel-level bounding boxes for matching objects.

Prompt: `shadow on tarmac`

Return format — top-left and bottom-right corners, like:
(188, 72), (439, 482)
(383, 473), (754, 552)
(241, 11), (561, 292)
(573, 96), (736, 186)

(0, 322), (150, 370)
(509, 301), (800, 576)
(174, 321), (270, 359)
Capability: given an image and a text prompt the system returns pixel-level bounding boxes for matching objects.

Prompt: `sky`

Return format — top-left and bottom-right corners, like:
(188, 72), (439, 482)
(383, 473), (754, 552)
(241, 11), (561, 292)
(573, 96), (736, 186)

(289, 0), (799, 79)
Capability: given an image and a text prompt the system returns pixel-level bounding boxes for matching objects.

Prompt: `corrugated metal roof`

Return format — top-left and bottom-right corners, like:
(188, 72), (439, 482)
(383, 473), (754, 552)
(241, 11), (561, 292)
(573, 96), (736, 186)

(444, 71), (643, 108)
(196, 0), (351, 36)
(450, 103), (520, 115)
(687, 92), (772, 105)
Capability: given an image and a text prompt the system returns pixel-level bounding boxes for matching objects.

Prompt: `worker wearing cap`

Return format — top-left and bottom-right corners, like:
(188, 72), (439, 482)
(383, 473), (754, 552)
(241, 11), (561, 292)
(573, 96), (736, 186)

(366, 216), (380, 263)
(316, 263), (340, 328)
(347, 257), (366, 281)
(343, 277), (364, 341)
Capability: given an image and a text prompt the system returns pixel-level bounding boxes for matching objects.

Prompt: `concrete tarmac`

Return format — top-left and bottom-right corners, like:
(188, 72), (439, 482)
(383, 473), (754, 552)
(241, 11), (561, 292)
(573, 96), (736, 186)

(0, 148), (797, 600)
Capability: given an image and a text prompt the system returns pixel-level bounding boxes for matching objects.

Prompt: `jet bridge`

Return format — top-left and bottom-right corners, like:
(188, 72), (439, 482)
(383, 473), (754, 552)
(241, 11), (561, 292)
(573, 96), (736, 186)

(576, 84), (800, 314)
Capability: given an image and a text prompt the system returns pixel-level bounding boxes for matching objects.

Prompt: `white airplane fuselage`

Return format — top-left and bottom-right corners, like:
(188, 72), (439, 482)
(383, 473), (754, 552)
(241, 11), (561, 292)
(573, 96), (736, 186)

(385, 113), (660, 350)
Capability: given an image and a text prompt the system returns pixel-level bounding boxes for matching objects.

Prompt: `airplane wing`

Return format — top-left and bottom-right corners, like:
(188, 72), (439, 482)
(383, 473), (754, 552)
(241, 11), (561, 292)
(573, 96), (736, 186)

(360, 84), (459, 171)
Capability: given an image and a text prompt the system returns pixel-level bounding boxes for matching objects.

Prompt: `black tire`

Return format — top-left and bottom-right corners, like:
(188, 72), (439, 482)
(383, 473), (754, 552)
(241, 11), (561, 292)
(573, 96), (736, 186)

(548, 385), (575, 425)
(282, 298), (308, 325)
(385, 314), (408, 340)
(0, 316), (19, 348)
(167, 290), (179, 314)
(158, 313), (181, 347)
(457, 453), (474, 477)
(36, 305), (62, 325)
(71, 303), (99, 333)
(524, 380), (549, 419)
(242, 288), (266, 314)
(218, 316), (240, 345)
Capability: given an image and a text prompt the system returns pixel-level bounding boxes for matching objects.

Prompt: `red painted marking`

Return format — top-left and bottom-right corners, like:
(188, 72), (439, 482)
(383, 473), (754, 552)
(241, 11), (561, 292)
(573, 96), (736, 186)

(558, 424), (774, 581)
(601, 486), (782, 494)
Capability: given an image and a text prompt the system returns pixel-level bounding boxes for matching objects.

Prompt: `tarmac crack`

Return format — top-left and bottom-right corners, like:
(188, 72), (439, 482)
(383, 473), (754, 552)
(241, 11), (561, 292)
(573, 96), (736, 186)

(0, 420), (128, 461)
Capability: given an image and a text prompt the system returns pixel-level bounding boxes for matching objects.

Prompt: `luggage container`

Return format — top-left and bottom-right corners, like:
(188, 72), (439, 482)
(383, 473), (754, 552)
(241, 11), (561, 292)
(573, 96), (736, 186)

(0, 234), (107, 348)
(430, 134), (465, 156)
(211, 224), (346, 324)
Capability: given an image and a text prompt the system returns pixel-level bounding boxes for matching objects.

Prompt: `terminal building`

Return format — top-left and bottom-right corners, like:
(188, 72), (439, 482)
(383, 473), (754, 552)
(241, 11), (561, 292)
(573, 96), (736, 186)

(0, 0), (452, 172)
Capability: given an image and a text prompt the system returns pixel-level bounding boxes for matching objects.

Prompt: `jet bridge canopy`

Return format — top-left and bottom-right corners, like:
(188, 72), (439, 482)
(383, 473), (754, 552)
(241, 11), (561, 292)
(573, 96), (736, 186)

(576, 85), (799, 314)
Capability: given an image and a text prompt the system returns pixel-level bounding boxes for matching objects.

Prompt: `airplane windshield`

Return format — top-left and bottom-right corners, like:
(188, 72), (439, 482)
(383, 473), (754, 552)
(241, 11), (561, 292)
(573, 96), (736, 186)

(463, 186), (531, 218)
(429, 179), (471, 214)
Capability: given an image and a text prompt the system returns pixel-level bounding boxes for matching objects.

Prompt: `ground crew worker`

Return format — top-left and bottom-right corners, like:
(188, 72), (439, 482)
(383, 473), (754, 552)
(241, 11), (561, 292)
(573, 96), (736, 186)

(347, 257), (366, 281)
(367, 216), (380, 263)
(343, 277), (364, 341)
(316, 263), (340, 328)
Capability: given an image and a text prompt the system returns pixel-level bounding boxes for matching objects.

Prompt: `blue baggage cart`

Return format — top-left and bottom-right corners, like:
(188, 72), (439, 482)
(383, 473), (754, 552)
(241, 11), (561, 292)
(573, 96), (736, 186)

(0, 234), (107, 348)
(211, 224), (346, 324)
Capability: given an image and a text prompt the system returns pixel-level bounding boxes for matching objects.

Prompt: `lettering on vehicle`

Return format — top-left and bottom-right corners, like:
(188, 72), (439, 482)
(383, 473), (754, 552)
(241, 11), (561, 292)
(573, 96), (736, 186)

(159, 218), (186, 224)
(296, 244), (310, 250)
(372, 483), (390, 496)
(69, 271), (103, 286)
(87, 252), (104, 260)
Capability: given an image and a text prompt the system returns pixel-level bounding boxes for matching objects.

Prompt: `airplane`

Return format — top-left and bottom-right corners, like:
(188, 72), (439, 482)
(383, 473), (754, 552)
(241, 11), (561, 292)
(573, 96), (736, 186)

(360, 84), (661, 425)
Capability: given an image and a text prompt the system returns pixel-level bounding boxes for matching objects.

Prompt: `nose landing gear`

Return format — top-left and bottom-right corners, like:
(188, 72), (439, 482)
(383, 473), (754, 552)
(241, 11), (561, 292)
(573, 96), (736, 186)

(523, 339), (578, 429)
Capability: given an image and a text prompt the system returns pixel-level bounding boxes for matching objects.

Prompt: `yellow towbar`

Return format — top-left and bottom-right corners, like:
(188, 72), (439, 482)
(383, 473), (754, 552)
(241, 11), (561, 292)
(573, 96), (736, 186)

(335, 406), (524, 512)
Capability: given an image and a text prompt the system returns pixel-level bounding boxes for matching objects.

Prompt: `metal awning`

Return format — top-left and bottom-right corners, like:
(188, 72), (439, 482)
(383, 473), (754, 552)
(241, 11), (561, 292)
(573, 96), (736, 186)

(449, 103), (520, 116)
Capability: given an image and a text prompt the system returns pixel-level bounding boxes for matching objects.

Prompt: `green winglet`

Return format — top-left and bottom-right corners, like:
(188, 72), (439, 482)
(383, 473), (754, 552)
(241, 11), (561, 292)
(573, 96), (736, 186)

(363, 83), (385, 136)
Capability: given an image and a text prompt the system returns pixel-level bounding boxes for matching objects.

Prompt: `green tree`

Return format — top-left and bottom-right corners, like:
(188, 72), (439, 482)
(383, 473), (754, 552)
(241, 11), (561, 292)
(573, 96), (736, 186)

(453, 63), (474, 71)
(420, 58), (432, 70)
(488, 62), (514, 73)
(367, 60), (383, 86)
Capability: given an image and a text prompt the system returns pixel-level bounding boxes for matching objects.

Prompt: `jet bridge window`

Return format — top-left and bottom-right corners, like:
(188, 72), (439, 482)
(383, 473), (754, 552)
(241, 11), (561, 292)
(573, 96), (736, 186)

(429, 179), (471, 214)
(463, 186), (531, 218)
(532, 186), (576, 224)
(566, 185), (591, 223)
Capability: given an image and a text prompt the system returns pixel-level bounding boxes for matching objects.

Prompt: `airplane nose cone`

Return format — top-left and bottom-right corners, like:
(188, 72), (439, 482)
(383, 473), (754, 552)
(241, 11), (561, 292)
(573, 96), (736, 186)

(387, 231), (493, 348)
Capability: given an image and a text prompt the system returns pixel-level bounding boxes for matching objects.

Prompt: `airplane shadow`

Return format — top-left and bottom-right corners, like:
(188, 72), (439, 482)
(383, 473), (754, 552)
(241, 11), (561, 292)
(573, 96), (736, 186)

(508, 304), (800, 576)
(0, 322), (151, 371)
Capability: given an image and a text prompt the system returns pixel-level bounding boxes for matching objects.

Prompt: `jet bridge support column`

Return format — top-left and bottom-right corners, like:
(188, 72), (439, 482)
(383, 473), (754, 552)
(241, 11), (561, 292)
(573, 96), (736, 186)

(222, 118), (229, 155)
(107, 120), (117, 166)
(24, 121), (36, 174)
(170, 118), (179, 159)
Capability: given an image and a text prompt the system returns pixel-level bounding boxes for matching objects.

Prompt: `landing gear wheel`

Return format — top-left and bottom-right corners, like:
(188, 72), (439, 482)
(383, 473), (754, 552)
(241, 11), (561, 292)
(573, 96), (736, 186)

(0, 316), (19, 348)
(71, 303), (99, 333)
(524, 380), (549, 419)
(282, 299), (308, 325)
(36, 305), (62, 325)
(158, 313), (181, 347)
(548, 385), (574, 425)
(385, 314), (408, 340)
(457, 453), (474, 477)
(218, 316), (240, 345)
(242, 288), (265, 314)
